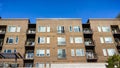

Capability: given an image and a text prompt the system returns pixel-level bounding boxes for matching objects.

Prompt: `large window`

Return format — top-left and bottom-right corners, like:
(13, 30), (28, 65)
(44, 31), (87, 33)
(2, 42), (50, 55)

(76, 49), (84, 56)
(8, 26), (16, 32)
(57, 26), (64, 33)
(8, 26), (21, 32)
(104, 37), (113, 43)
(102, 26), (110, 32)
(36, 49), (45, 57)
(38, 37), (45, 44)
(6, 37), (14, 44)
(38, 26), (46, 32)
(57, 37), (66, 45)
(73, 26), (80, 32)
(75, 37), (82, 43)
(107, 49), (116, 56)
(58, 49), (66, 58)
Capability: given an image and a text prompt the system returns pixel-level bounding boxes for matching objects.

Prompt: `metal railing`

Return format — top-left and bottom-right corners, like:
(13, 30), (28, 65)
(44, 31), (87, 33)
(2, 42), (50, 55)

(27, 28), (36, 34)
(83, 28), (92, 34)
(25, 53), (34, 59)
(86, 53), (97, 60)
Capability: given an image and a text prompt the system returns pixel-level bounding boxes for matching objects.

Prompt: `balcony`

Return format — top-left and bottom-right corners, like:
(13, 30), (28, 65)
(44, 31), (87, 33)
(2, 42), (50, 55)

(25, 53), (34, 59)
(25, 39), (35, 47)
(0, 39), (3, 47)
(83, 28), (93, 34)
(27, 28), (36, 34)
(0, 29), (6, 34)
(86, 51), (98, 62)
(111, 25), (120, 34)
(24, 50), (34, 60)
(84, 39), (95, 47)
(115, 38), (120, 47)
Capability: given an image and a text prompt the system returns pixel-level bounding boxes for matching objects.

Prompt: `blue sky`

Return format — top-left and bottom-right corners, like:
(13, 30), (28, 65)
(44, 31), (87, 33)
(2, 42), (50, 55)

(0, 0), (120, 23)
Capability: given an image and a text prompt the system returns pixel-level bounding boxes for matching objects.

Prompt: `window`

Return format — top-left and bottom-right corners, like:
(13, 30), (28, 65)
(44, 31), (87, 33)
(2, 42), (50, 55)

(102, 26), (110, 32)
(38, 26), (46, 32)
(70, 37), (73, 43)
(102, 49), (107, 56)
(57, 37), (66, 45)
(36, 49), (45, 57)
(4, 49), (12, 53)
(15, 36), (19, 44)
(71, 49), (75, 56)
(47, 26), (50, 32)
(6, 37), (14, 44)
(47, 37), (50, 44)
(69, 26), (72, 32)
(17, 26), (21, 32)
(57, 26), (64, 33)
(104, 37), (113, 43)
(36, 63), (44, 68)
(73, 26), (80, 32)
(75, 37), (82, 43)
(58, 49), (66, 58)
(76, 49), (84, 56)
(46, 49), (50, 56)
(98, 26), (101, 32)
(8, 26), (16, 32)
(107, 49), (116, 56)
(38, 37), (45, 44)
(100, 37), (104, 43)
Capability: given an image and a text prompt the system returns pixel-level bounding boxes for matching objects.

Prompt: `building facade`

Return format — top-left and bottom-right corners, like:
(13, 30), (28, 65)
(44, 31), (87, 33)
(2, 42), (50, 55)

(0, 18), (120, 68)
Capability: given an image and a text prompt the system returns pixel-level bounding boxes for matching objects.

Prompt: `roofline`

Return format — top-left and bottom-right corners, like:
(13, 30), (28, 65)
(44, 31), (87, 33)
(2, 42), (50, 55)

(36, 18), (82, 20)
(0, 18), (29, 20)
(88, 18), (120, 20)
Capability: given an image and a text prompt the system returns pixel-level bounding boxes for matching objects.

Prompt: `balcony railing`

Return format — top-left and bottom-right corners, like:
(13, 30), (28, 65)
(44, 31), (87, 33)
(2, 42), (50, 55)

(27, 28), (36, 34)
(26, 41), (35, 46)
(112, 29), (120, 34)
(84, 40), (95, 46)
(25, 53), (34, 59)
(86, 53), (97, 60)
(0, 29), (6, 34)
(83, 28), (92, 34)
(0, 40), (3, 47)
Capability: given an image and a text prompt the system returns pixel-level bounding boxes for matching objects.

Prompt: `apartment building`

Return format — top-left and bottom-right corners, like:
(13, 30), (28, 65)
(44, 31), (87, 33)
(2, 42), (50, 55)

(0, 18), (120, 68)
